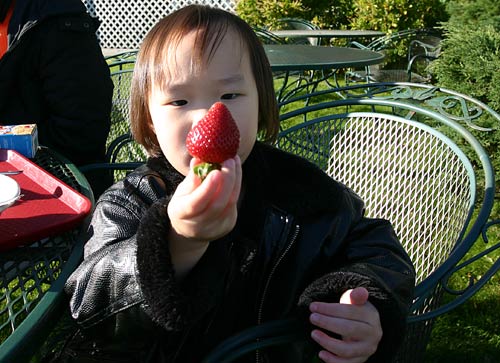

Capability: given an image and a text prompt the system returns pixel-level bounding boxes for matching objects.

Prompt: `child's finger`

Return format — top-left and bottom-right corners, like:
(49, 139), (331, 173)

(206, 158), (237, 214)
(340, 287), (369, 306)
(228, 156), (242, 206)
(174, 158), (203, 195)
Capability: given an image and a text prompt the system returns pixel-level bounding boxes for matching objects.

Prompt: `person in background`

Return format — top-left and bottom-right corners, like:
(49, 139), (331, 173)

(48, 5), (415, 363)
(0, 0), (113, 197)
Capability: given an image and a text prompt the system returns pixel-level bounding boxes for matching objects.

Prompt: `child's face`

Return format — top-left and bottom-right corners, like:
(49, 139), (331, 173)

(148, 29), (259, 176)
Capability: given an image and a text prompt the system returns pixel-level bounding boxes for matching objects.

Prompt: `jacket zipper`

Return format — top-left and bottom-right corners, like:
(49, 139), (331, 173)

(255, 223), (300, 363)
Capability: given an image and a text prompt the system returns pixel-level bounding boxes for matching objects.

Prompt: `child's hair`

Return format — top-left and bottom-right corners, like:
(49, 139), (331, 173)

(130, 5), (280, 157)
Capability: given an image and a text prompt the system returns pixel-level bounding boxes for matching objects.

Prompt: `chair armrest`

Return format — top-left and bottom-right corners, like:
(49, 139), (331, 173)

(406, 53), (439, 74)
(409, 218), (500, 322)
(348, 40), (370, 50)
(201, 318), (306, 363)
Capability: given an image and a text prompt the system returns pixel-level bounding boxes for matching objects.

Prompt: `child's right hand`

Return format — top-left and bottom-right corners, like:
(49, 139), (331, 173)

(167, 156), (242, 277)
(169, 155), (242, 241)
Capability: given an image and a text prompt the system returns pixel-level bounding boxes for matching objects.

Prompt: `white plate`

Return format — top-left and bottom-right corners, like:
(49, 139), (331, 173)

(0, 174), (21, 213)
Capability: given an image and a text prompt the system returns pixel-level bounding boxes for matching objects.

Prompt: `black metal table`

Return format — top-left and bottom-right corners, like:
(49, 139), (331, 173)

(0, 147), (93, 363)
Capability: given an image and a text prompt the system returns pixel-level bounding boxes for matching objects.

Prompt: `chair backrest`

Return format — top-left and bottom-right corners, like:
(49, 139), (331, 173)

(406, 35), (442, 83)
(80, 52), (146, 183)
(108, 64), (134, 144)
(108, 54), (147, 168)
(278, 110), (476, 286)
(280, 83), (500, 298)
(348, 28), (442, 83)
(408, 35), (442, 59)
(252, 26), (286, 45)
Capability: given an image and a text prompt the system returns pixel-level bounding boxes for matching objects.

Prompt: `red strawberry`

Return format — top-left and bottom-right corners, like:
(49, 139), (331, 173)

(186, 102), (240, 180)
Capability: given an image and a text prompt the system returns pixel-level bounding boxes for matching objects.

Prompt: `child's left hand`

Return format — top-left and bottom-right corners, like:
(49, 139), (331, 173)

(309, 287), (382, 363)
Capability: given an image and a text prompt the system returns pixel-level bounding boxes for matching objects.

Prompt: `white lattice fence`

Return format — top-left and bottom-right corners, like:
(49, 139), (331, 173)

(83, 0), (236, 49)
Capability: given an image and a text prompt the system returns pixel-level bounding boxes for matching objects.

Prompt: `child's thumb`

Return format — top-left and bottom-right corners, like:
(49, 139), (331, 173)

(339, 287), (369, 305)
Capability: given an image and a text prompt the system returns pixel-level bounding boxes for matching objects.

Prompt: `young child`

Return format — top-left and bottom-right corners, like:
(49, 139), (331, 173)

(58, 5), (415, 363)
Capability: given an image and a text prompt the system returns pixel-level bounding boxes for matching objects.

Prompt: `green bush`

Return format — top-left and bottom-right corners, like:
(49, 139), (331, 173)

(445, 0), (500, 31)
(348, 0), (447, 63)
(349, 0), (448, 33)
(235, 0), (354, 29)
(235, 0), (304, 28)
(432, 25), (500, 111)
(430, 23), (500, 212)
(235, 0), (447, 31)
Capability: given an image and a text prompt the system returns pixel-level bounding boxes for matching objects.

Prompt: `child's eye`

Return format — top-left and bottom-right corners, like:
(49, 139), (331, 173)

(169, 100), (188, 106)
(221, 93), (239, 100)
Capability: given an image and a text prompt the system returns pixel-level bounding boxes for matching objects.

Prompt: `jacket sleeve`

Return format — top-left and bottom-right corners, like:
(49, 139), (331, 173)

(37, 13), (112, 166)
(298, 187), (416, 362)
(134, 195), (230, 332)
(65, 191), (147, 328)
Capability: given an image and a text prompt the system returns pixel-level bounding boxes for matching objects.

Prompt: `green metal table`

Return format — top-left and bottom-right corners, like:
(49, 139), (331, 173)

(264, 44), (384, 101)
(0, 147), (94, 363)
(100, 45), (385, 102)
(271, 29), (385, 43)
(265, 44), (384, 71)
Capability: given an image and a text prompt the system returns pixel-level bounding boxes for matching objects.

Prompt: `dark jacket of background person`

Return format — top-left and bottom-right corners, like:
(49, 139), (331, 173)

(0, 0), (113, 196)
(50, 142), (416, 363)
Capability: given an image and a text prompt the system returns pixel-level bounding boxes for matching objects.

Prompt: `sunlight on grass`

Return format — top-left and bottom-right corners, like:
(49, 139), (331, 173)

(425, 223), (500, 363)
(1, 268), (54, 344)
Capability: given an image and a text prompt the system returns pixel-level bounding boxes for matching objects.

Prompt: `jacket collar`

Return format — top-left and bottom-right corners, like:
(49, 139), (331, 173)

(147, 141), (354, 218)
(8, 0), (87, 46)
(249, 142), (353, 217)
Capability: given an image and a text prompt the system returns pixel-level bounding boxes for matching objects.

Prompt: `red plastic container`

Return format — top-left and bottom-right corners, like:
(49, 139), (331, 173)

(0, 150), (92, 251)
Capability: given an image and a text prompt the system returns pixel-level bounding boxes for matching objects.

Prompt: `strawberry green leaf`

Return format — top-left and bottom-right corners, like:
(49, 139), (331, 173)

(193, 162), (221, 181)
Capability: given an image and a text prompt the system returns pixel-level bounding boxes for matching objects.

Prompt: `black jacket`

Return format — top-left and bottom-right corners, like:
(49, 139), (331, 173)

(0, 0), (113, 193)
(59, 142), (415, 363)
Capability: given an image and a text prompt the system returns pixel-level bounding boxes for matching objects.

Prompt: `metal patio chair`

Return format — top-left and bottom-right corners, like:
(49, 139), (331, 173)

(253, 26), (286, 45)
(346, 28), (442, 84)
(267, 17), (322, 46)
(203, 83), (500, 363)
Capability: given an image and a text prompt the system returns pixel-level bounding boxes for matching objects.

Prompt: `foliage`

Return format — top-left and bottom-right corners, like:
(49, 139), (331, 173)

(426, 290), (500, 362)
(425, 223), (500, 362)
(235, 0), (304, 28)
(302, 0), (354, 30)
(430, 22), (500, 211)
(431, 25), (500, 111)
(349, 0), (448, 34)
(445, 0), (500, 31)
(235, 0), (354, 29)
(346, 0), (446, 64)
(235, 0), (448, 31)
